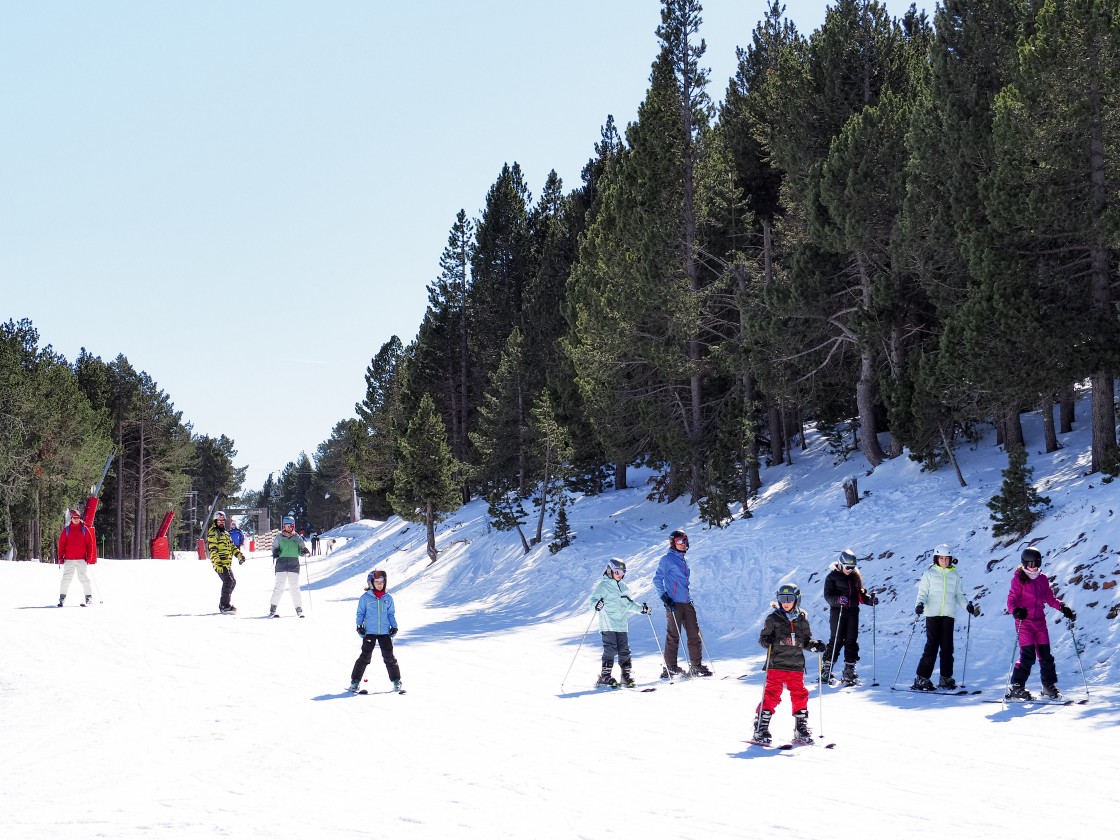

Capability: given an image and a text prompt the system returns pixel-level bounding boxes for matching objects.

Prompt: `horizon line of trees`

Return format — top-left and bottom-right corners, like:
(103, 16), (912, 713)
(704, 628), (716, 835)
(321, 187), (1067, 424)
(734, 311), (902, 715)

(4, 1), (1117, 562)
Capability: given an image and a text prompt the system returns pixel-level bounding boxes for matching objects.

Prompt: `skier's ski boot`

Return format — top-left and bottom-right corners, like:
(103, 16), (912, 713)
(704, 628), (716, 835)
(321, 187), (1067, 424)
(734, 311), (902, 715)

(619, 668), (636, 688)
(82, 595), (92, 607)
(660, 664), (684, 680)
(1005, 682), (1033, 701)
(269, 605), (278, 618)
(911, 676), (936, 691)
(1039, 684), (1061, 699)
(296, 607), (304, 618)
(751, 709), (773, 745)
(392, 680), (404, 693)
(792, 710), (814, 745)
(596, 660), (618, 688)
(347, 680), (360, 693)
(840, 664), (858, 685)
(820, 660), (833, 683)
(688, 662), (713, 677)
(938, 675), (957, 690)
(57, 595), (65, 608)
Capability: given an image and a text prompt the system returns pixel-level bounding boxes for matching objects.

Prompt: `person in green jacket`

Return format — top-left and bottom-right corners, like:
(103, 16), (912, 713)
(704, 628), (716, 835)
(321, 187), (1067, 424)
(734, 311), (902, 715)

(589, 559), (652, 688)
(911, 544), (981, 690)
(270, 515), (309, 617)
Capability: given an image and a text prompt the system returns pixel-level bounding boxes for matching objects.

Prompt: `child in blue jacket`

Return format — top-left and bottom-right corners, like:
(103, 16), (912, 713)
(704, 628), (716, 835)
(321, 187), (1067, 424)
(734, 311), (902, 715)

(349, 570), (403, 693)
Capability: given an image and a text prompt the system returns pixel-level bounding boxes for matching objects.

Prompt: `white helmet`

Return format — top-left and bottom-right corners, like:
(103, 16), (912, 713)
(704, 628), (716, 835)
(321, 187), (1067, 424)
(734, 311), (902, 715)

(934, 544), (951, 558)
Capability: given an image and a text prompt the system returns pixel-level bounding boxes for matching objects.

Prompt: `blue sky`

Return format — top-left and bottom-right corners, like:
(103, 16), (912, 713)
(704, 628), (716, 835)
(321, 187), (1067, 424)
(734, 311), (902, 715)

(1, 1), (925, 488)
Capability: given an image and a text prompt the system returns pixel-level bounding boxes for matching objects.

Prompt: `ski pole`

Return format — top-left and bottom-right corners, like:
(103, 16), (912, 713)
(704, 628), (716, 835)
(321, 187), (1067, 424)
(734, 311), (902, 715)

(664, 602), (685, 677)
(1003, 618), (1023, 701)
(560, 609), (599, 693)
(960, 609), (972, 689)
(824, 602), (843, 685)
(1066, 617), (1090, 700)
(690, 598), (718, 675)
(752, 645), (772, 736)
(645, 612), (670, 683)
(871, 596), (879, 686)
(817, 650), (826, 738)
(90, 570), (104, 605)
(891, 618), (920, 690)
(302, 558), (314, 611)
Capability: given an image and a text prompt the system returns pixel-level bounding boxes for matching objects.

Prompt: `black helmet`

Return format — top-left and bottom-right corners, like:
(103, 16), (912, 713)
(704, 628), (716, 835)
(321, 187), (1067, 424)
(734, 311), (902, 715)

(367, 569), (387, 588)
(1021, 546), (1043, 568)
(669, 529), (689, 552)
(776, 583), (801, 611)
(605, 558), (627, 576)
(839, 549), (859, 569)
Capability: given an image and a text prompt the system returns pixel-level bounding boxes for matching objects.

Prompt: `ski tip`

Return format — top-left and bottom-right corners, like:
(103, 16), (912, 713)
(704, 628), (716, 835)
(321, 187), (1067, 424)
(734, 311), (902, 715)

(358, 689), (369, 695)
(824, 742), (837, 749)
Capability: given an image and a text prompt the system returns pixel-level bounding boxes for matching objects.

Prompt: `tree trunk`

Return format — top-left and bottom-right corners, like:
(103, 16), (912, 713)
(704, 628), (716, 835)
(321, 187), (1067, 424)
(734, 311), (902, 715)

(1059, 384), (1075, 433)
(767, 397), (784, 467)
(939, 423), (967, 487)
(425, 501), (437, 563)
(856, 256), (886, 468)
(1003, 408), (1024, 451)
(842, 478), (859, 508)
(1041, 395), (1059, 453)
(1089, 372), (1117, 473)
(614, 463), (628, 491)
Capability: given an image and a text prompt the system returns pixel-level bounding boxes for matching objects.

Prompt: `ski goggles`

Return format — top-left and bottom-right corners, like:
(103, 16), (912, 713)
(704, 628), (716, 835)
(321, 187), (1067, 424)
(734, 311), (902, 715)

(842, 564), (857, 572)
(777, 594), (798, 604)
(1023, 557), (1042, 569)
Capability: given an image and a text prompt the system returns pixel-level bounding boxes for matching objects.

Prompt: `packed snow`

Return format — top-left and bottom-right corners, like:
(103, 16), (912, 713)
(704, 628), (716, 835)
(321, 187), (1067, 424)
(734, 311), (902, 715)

(3, 406), (1118, 839)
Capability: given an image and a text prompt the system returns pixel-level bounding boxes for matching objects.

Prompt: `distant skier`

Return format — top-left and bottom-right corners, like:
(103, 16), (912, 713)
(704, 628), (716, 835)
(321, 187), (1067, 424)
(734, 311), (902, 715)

(911, 544), (980, 691)
(208, 511), (245, 614)
(349, 570), (403, 693)
(752, 583), (828, 745)
(270, 515), (309, 618)
(588, 558), (652, 688)
(56, 509), (96, 607)
(310, 532), (320, 555)
(821, 549), (878, 684)
(228, 522), (244, 552)
(1005, 546), (1076, 700)
(654, 529), (712, 678)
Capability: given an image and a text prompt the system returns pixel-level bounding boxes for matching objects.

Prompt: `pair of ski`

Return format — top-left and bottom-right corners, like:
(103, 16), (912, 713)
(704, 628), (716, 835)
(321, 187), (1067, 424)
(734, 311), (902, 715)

(982, 696), (1084, 707)
(890, 686), (980, 697)
(356, 688), (407, 696)
(596, 682), (657, 693)
(746, 739), (836, 751)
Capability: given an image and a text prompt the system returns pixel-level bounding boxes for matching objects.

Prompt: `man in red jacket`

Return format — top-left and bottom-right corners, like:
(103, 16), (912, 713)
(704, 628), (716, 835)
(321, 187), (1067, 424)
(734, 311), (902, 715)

(57, 509), (96, 607)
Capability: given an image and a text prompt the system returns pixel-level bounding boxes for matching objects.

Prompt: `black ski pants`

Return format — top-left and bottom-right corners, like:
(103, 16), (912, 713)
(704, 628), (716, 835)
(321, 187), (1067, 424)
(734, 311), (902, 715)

(600, 631), (632, 669)
(215, 567), (236, 610)
(352, 634), (401, 683)
(917, 616), (956, 680)
(825, 606), (860, 666)
(1012, 643), (1057, 688)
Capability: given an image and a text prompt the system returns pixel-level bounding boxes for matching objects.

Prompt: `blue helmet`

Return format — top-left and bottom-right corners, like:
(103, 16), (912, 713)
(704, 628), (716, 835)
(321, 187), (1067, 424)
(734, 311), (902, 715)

(282, 516), (295, 528)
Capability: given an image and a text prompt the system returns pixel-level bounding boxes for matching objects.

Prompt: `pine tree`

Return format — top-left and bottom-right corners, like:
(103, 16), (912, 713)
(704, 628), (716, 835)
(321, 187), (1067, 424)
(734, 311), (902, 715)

(987, 444), (1051, 538)
(390, 393), (460, 563)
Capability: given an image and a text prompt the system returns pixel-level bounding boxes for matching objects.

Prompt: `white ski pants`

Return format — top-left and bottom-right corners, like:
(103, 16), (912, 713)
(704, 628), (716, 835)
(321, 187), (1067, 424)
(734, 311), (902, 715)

(59, 560), (92, 598)
(270, 571), (303, 610)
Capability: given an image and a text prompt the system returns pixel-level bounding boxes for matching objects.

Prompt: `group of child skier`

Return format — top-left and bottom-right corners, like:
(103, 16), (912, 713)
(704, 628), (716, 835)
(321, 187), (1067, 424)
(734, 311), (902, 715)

(580, 532), (1080, 746)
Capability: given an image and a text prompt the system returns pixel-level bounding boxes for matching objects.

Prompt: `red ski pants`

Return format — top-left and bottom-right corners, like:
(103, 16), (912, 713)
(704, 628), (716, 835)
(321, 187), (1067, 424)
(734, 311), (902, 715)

(756, 668), (809, 715)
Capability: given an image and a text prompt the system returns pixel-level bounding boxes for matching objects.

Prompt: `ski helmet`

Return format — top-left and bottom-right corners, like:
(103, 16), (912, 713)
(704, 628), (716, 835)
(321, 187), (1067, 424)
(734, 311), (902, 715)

(1021, 546), (1043, 569)
(605, 558), (627, 576)
(367, 569), (387, 588)
(282, 515), (296, 528)
(669, 529), (689, 551)
(776, 583), (801, 611)
(214, 511), (226, 521)
(69, 509), (82, 520)
(839, 549), (859, 569)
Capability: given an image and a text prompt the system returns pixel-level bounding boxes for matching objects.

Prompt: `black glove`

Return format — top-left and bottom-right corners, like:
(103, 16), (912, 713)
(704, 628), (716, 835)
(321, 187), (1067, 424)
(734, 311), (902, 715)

(272, 549), (280, 560)
(966, 602), (981, 617)
(237, 554), (245, 565)
(660, 592), (673, 608)
(868, 595), (879, 606)
(594, 598), (604, 612)
(301, 548), (310, 556)
(640, 603), (652, 615)
(915, 603), (924, 615)
(1060, 604), (1076, 621)
(808, 640), (827, 653)
(356, 625), (365, 636)
(389, 627), (398, 637)
(759, 633), (775, 646)
(1012, 607), (1027, 620)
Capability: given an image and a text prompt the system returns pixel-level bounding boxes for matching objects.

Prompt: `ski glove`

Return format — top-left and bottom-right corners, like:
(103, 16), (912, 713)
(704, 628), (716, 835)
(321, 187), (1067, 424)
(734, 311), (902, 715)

(759, 634), (775, 646)
(915, 603), (924, 615)
(640, 603), (653, 615)
(389, 627), (398, 637)
(594, 598), (605, 612)
(1012, 607), (1028, 620)
(862, 590), (879, 606)
(966, 602), (981, 617)
(837, 596), (849, 607)
(1060, 605), (1076, 621)
(807, 640), (828, 653)
(660, 592), (673, 608)
(237, 553), (245, 565)
(356, 625), (365, 636)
